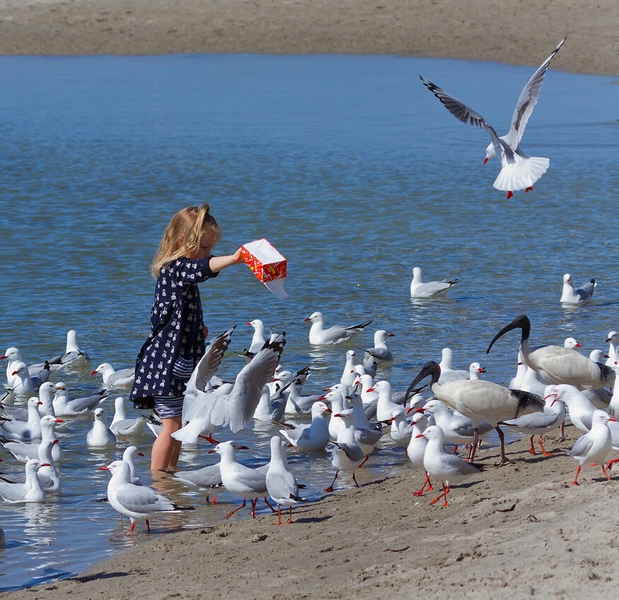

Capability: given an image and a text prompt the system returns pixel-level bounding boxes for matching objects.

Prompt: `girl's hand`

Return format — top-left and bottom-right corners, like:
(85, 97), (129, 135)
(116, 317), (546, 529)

(232, 247), (245, 264)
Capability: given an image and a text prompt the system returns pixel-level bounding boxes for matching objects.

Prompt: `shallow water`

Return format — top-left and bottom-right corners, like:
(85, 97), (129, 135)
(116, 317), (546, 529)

(0, 54), (618, 591)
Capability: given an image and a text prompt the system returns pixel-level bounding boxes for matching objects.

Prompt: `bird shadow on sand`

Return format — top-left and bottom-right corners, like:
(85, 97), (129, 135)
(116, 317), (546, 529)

(70, 571), (142, 584)
(293, 515), (332, 525)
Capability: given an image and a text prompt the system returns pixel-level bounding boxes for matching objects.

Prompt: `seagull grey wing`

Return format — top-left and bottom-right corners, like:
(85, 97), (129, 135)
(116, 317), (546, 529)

(354, 428), (382, 446)
(440, 452), (480, 476)
(420, 76), (506, 163)
(192, 327), (236, 393)
(175, 464), (222, 488)
(576, 280), (596, 301)
(504, 37), (566, 149)
(0, 481), (28, 502)
(266, 468), (298, 499)
(569, 434), (593, 458)
(333, 441), (365, 462)
(69, 392), (107, 413)
(115, 485), (174, 513)
(211, 334), (286, 432)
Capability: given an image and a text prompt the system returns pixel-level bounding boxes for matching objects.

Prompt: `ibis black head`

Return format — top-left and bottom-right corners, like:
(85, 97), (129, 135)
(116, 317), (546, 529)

(405, 361), (441, 402)
(487, 315), (531, 354)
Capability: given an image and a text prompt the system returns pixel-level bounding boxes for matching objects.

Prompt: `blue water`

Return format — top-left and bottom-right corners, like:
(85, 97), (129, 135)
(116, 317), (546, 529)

(0, 54), (618, 591)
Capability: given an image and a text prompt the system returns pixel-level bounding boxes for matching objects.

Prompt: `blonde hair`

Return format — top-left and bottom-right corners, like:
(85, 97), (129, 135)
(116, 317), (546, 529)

(151, 203), (221, 278)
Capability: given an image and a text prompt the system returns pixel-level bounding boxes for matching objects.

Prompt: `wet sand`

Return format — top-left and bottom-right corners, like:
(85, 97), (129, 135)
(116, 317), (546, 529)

(4, 424), (619, 599)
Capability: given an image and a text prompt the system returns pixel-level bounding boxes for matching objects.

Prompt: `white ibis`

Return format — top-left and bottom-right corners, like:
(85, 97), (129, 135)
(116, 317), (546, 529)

(406, 360), (544, 465)
(487, 314), (614, 390)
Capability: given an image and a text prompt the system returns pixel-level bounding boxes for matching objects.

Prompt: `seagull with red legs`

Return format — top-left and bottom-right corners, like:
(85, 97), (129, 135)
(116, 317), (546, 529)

(418, 425), (481, 507)
(100, 459), (193, 534)
(420, 37), (565, 199)
(569, 410), (616, 486)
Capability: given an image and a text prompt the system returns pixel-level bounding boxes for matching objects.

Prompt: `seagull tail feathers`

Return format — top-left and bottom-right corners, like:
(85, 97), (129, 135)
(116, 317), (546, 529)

(493, 156), (549, 193)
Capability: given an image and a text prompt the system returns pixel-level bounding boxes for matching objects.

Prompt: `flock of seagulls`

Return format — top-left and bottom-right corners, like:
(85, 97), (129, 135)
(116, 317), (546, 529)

(3, 303), (619, 537)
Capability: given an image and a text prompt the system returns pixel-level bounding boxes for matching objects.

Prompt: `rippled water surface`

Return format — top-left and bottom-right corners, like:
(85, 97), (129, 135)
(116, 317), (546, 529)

(0, 54), (618, 591)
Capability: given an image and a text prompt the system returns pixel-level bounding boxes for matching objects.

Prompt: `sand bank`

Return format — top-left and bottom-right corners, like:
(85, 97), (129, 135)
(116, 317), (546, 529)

(0, 0), (618, 75)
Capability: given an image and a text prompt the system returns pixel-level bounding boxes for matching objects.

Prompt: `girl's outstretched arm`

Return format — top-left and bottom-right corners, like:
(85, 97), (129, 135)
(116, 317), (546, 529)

(209, 248), (244, 273)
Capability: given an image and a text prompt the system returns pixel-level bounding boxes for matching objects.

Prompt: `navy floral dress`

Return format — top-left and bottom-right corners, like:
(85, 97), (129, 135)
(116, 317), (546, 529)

(130, 256), (218, 409)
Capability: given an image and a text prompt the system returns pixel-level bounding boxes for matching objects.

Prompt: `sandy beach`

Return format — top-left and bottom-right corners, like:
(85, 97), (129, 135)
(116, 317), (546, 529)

(4, 424), (619, 599)
(0, 0), (618, 75)
(1, 1), (619, 598)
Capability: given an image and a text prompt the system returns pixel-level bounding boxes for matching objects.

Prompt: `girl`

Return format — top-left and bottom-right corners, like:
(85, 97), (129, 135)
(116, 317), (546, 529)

(130, 204), (243, 473)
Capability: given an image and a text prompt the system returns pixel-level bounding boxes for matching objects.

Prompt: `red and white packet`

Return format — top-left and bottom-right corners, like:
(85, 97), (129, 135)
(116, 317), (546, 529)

(241, 238), (288, 300)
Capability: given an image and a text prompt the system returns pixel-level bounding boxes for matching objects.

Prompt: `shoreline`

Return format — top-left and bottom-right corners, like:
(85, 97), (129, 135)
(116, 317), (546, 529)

(0, 1), (617, 76)
(4, 426), (619, 599)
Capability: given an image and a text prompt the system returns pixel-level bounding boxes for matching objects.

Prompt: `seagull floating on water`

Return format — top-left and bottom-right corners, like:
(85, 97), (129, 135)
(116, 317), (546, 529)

(90, 363), (135, 389)
(86, 407), (117, 449)
(0, 459), (47, 503)
(304, 311), (372, 346)
(560, 273), (596, 304)
(420, 37), (566, 199)
(410, 267), (458, 298)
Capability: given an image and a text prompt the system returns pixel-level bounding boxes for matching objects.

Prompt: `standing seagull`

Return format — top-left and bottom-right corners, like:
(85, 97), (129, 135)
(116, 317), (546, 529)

(560, 273), (596, 304)
(499, 386), (566, 457)
(406, 411), (434, 497)
(569, 410), (616, 485)
(420, 37), (566, 199)
(487, 314), (615, 390)
(324, 409), (367, 492)
(419, 425), (481, 506)
(265, 436), (307, 525)
(100, 460), (192, 533)
(211, 441), (270, 519)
